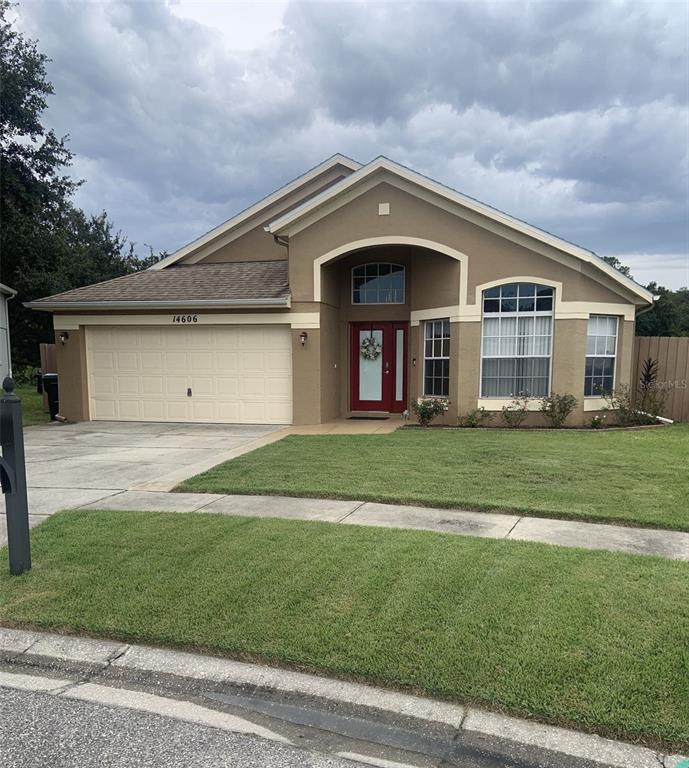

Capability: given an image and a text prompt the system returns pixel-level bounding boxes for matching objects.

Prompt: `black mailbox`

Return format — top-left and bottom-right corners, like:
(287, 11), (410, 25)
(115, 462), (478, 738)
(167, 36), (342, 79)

(0, 377), (31, 574)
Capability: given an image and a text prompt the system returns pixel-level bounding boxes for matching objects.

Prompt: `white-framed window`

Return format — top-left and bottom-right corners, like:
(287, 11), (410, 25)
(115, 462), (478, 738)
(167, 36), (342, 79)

(480, 282), (554, 397)
(352, 263), (405, 304)
(584, 315), (618, 396)
(424, 319), (450, 397)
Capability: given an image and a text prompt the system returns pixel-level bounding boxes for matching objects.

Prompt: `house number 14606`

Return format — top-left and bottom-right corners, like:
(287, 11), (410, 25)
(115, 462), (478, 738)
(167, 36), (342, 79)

(172, 314), (198, 324)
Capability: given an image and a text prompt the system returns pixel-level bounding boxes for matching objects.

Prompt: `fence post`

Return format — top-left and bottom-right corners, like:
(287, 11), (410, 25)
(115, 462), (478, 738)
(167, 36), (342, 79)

(0, 377), (31, 575)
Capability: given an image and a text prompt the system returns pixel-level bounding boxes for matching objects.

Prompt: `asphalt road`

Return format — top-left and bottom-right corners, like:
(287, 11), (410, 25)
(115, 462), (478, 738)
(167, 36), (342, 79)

(0, 687), (359, 768)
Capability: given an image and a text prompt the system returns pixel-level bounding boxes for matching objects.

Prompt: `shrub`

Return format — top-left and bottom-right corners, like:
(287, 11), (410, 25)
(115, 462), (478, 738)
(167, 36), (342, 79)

(599, 385), (654, 426)
(540, 393), (578, 428)
(459, 407), (493, 428)
(10, 365), (40, 386)
(411, 398), (448, 427)
(589, 414), (606, 429)
(501, 393), (531, 428)
(637, 357), (667, 419)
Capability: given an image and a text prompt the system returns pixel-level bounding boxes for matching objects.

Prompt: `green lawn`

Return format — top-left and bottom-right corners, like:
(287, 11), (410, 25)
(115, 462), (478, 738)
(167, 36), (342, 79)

(16, 382), (47, 426)
(178, 426), (689, 531)
(1, 510), (687, 751)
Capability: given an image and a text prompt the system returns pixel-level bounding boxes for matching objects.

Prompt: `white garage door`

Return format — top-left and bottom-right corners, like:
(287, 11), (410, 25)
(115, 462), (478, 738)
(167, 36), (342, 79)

(86, 325), (292, 424)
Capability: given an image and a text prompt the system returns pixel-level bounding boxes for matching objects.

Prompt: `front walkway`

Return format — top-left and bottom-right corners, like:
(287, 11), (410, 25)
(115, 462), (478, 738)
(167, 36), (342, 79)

(75, 491), (689, 561)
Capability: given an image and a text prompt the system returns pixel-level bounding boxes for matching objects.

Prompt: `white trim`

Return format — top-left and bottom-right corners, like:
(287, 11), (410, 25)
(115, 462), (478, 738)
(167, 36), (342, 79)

(584, 314), (619, 397)
(411, 307), (461, 326)
(151, 154), (361, 270)
(313, 236), (469, 309)
(584, 397), (609, 412)
(479, 281), (554, 399)
(477, 398), (542, 411)
(0, 283), (16, 297)
(422, 318), (451, 397)
(267, 156), (653, 305)
(53, 312), (320, 331)
(462, 278), (636, 322)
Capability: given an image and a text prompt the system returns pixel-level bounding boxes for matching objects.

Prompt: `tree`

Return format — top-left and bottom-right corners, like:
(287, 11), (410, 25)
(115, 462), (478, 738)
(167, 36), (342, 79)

(636, 283), (689, 337)
(601, 255), (632, 277)
(0, 0), (162, 367)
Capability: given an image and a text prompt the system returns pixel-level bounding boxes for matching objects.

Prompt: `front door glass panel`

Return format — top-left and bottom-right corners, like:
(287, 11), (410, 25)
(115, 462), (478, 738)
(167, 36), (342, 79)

(359, 329), (383, 401)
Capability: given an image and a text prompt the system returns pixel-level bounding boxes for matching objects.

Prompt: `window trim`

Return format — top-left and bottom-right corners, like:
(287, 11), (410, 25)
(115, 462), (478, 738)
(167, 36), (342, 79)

(423, 318), (450, 398)
(584, 314), (619, 398)
(479, 282), (555, 399)
(351, 263), (406, 305)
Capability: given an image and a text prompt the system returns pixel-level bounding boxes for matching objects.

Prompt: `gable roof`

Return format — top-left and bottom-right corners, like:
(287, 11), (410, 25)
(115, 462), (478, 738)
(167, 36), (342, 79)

(266, 155), (654, 305)
(26, 262), (290, 311)
(151, 154), (361, 271)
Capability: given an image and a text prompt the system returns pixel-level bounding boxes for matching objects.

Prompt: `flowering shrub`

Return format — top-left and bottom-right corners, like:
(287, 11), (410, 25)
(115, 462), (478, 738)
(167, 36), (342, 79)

(412, 398), (448, 427)
(459, 407), (493, 428)
(540, 393), (578, 428)
(589, 414), (606, 429)
(501, 393), (531, 428)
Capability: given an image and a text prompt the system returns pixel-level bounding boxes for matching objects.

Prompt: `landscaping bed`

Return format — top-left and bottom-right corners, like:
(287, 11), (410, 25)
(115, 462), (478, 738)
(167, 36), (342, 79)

(1, 509), (687, 752)
(178, 426), (689, 531)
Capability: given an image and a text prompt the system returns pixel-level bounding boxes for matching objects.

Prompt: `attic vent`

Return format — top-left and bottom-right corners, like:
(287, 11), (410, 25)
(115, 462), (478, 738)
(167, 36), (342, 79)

(378, 202), (390, 216)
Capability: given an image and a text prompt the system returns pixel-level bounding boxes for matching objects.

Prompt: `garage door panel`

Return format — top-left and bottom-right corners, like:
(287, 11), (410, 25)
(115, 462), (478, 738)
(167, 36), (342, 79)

(117, 376), (140, 395)
(216, 378), (239, 396)
(141, 352), (164, 370)
(164, 376), (187, 396)
(142, 376), (164, 395)
(189, 376), (214, 396)
(92, 376), (116, 396)
(163, 351), (189, 371)
(87, 325), (292, 424)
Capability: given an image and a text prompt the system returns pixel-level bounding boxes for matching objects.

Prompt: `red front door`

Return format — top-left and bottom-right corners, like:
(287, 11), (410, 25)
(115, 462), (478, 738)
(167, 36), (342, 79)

(350, 322), (408, 413)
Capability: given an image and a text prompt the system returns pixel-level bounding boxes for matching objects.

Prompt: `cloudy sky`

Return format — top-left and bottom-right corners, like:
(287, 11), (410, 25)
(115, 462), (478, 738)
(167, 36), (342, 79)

(16, 0), (689, 288)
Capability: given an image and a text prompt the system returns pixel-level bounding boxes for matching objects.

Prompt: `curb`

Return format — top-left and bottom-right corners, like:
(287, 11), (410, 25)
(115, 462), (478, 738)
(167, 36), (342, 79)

(0, 627), (686, 768)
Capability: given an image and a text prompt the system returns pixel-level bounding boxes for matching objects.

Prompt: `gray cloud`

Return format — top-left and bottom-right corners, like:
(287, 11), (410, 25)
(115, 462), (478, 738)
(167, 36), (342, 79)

(17, 0), (689, 287)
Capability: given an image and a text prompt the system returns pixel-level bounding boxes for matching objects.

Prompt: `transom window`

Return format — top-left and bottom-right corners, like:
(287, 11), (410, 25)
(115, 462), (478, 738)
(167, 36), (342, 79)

(584, 315), (618, 396)
(352, 263), (405, 304)
(481, 282), (554, 397)
(424, 319), (450, 397)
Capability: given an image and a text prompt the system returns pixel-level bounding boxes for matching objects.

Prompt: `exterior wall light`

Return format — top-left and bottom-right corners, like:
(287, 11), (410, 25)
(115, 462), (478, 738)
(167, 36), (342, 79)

(59, 332), (69, 345)
(299, 331), (308, 346)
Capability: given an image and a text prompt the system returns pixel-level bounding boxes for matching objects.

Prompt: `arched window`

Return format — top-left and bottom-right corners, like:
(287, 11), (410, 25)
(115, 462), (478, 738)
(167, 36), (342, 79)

(352, 263), (405, 304)
(481, 282), (554, 397)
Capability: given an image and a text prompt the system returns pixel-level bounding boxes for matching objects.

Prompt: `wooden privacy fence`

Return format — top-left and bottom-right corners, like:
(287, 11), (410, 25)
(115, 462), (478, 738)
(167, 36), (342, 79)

(633, 336), (689, 422)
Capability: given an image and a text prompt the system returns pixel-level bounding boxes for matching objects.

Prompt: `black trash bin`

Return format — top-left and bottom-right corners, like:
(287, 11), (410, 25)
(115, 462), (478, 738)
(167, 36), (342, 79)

(42, 373), (59, 421)
(35, 371), (44, 395)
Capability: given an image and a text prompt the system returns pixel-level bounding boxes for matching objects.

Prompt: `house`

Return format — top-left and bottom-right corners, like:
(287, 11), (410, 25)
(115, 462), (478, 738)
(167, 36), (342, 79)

(28, 155), (654, 426)
(1, 283), (17, 383)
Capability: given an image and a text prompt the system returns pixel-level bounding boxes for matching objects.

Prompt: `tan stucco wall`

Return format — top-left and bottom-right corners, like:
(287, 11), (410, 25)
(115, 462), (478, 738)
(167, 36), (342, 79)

(54, 327), (89, 421)
(291, 326), (321, 425)
(288, 182), (631, 307)
(456, 321), (481, 414)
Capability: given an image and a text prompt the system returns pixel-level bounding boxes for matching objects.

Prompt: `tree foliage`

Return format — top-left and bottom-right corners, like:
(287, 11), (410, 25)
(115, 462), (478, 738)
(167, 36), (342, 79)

(0, 0), (162, 366)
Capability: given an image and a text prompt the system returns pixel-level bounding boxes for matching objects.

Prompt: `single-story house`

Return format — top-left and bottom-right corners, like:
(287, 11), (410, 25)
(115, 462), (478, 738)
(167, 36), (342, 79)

(28, 155), (654, 426)
(1, 283), (17, 383)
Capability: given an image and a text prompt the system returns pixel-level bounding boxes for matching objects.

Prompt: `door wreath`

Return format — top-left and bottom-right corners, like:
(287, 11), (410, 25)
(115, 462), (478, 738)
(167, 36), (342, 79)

(360, 335), (382, 361)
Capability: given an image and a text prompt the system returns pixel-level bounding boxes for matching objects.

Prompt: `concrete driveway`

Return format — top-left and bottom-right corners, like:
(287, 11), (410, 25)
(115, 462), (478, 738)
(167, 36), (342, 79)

(1, 421), (283, 545)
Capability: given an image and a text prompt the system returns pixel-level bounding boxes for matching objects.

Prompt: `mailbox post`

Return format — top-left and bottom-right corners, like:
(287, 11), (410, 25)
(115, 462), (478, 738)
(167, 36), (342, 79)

(1, 377), (31, 575)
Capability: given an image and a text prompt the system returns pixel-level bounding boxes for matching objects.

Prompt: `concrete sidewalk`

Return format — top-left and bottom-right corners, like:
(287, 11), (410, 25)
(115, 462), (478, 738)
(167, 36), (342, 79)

(74, 490), (689, 561)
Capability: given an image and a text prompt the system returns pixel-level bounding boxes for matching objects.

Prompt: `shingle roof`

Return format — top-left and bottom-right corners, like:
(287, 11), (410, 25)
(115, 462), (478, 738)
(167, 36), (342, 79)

(28, 261), (290, 308)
